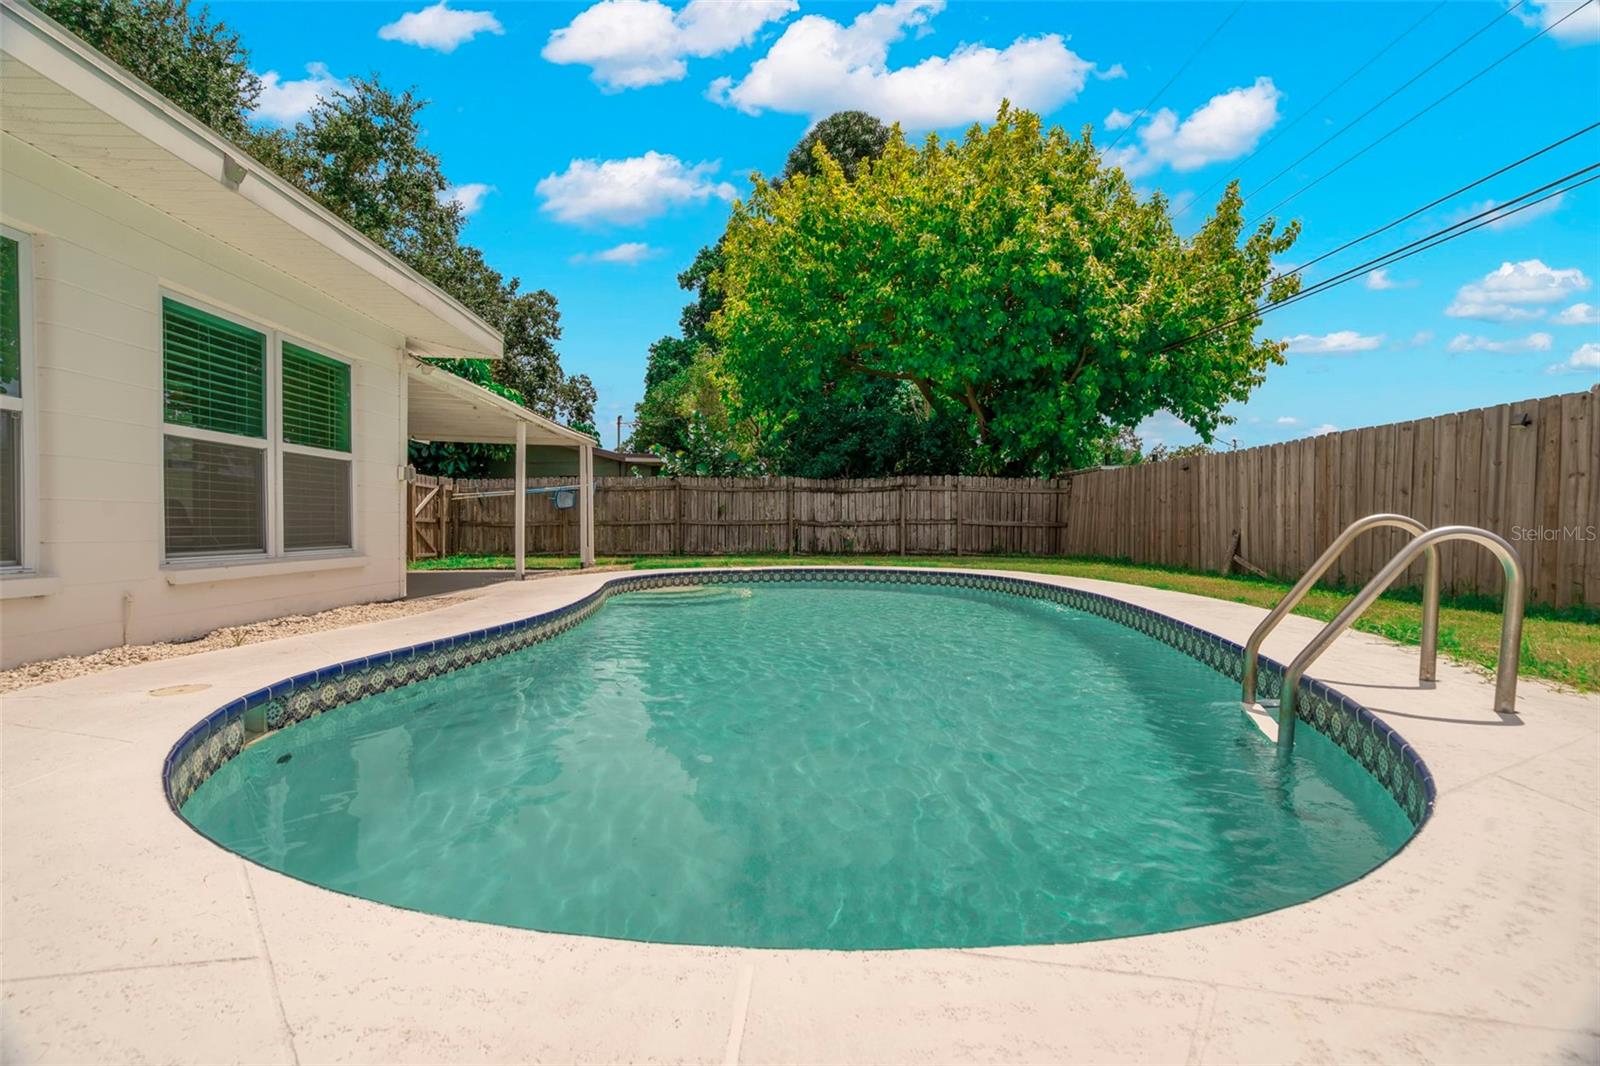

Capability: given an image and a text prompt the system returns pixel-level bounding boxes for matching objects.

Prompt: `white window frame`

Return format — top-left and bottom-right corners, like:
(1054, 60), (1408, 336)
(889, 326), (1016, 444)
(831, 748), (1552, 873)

(159, 292), (358, 567)
(0, 223), (38, 577)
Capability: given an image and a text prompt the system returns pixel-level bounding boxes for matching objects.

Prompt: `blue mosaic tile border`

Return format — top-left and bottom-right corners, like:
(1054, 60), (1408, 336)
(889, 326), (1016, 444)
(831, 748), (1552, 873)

(164, 568), (1435, 828)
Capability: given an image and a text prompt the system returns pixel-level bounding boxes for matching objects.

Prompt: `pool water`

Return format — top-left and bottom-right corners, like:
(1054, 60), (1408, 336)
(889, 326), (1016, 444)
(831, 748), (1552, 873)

(183, 580), (1415, 949)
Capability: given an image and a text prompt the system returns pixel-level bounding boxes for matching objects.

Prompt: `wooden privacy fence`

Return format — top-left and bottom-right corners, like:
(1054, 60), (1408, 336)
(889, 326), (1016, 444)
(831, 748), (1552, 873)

(408, 473), (451, 561)
(431, 475), (1070, 559)
(407, 387), (1596, 607)
(1063, 387), (1597, 608)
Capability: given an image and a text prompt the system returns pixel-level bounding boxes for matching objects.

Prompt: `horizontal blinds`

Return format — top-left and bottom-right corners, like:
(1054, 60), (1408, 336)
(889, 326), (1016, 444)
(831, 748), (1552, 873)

(282, 342), (351, 452)
(283, 452), (352, 551)
(163, 436), (265, 557)
(0, 410), (19, 566)
(1, 236), (19, 399)
(163, 299), (265, 438)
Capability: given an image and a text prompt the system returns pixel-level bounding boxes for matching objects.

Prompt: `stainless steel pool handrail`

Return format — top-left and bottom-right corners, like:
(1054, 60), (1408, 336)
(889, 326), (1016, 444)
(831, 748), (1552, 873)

(1274, 525), (1526, 756)
(1241, 514), (1440, 706)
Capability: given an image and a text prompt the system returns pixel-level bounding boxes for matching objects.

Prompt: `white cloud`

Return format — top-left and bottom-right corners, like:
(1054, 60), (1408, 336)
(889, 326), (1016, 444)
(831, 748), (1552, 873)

(1104, 107), (1135, 131)
(1364, 268), (1417, 291)
(1275, 416), (1298, 426)
(1546, 342), (1600, 375)
(1104, 76), (1281, 178)
(1410, 330), (1436, 346)
(710, 0), (1095, 129)
(543, 0), (796, 90)
(1518, 1), (1600, 43)
(1446, 259), (1591, 321)
(1283, 330), (1384, 354)
(1309, 423), (1339, 436)
(1461, 191), (1567, 230)
(253, 62), (346, 124)
(1554, 302), (1600, 326)
(1446, 331), (1554, 353)
(1095, 63), (1128, 81)
(439, 183), (495, 215)
(536, 152), (736, 225)
(570, 242), (663, 265)
(379, 2), (503, 52)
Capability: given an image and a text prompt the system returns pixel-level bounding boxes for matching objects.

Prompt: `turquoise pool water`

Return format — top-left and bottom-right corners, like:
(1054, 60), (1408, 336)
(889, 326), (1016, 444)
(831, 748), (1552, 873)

(183, 580), (1415, 949)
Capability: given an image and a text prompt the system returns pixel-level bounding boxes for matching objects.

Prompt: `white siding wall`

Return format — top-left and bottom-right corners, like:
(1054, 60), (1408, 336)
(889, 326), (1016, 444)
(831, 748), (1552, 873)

(0, 135), (408, 667)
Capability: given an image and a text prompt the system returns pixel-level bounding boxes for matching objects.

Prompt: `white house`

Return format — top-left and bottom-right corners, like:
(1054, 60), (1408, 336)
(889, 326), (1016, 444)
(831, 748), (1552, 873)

(0, 0), (595, 669)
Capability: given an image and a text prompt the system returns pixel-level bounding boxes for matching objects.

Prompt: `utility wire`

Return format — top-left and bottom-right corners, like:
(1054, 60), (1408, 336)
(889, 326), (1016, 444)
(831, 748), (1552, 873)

(1104, 1), (1246, 151)
(1273, 121), (1600, 285)
(1159, 164), (1600, 355)
(1180, 1), (1448, 216)
(1267, 165), (1599, 311)
(1243, 0), (1529, 202)
(1247, 0), (1594, 225)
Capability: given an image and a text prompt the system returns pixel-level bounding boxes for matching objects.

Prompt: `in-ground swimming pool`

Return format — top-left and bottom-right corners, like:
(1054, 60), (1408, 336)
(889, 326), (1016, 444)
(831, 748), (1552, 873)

(180, 574), (1420, 950)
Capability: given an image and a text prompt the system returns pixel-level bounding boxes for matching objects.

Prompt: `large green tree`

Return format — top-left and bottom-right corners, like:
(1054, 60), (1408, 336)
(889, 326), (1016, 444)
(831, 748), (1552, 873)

(782, 110), (892, 183)
(632, 110), (947, 476)
(716, 105), (1301, 476)
(38, 0), (259, 138)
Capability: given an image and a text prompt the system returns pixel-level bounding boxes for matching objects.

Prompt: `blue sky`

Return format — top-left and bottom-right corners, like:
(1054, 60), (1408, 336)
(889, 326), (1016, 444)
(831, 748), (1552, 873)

(218, 0), (1600, 450)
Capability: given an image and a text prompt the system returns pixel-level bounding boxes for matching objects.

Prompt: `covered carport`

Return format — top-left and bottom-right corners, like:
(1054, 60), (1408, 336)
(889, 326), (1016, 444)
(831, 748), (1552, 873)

(404, 356), (597, 577)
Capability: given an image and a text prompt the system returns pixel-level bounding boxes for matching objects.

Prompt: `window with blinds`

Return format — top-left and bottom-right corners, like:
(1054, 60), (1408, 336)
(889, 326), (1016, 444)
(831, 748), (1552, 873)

(161, 297), (356, 561)
(162, 298), (268, 558)
(283, 452), (352, 550)
(0, 411), (19, 569)
(282, 343), (351, 452)
(163, 437), (266, 557)
(1, 233), (26, 569)
(281, 341), (352, 551)
(162, 299), (265, 438)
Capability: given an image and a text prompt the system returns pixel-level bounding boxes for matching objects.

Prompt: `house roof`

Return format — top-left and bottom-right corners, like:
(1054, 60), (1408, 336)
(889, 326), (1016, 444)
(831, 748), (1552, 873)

(406, 359), (596, 448)
(0, 0), (502, 361)
(595, 448), (663, 466)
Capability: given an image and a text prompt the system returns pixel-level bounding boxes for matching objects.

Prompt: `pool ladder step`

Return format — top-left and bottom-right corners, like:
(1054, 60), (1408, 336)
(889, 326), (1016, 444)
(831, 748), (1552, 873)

(1241, 515), (1525, 756)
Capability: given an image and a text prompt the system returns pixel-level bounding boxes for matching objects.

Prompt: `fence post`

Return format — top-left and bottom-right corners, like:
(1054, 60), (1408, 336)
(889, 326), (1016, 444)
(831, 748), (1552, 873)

(953, 478), (962, 556)
(439, 477), (452, 559)
(406, 480), (416, 562)
(786, 478), (796, 555)
(899, 478), (908, 556)
(1054, 476), (1068, 557)
(674, 479), (683, 556)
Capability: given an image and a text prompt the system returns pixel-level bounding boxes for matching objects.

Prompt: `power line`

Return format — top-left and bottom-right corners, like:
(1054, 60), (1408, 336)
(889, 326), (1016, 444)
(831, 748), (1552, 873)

(1269, 165), (1598, 312)
(1159, 164), (1600, 356)
(1274, 121), (1600, 285)
(1104, 1), (1245, 152)
(1243, 0), (1528, 201)
(1246, 0), (1594, 225)
(1181, 1), (1448, 216)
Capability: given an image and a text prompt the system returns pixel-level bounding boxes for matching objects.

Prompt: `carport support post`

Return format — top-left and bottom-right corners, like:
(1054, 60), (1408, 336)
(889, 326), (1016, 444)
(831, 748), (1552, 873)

(514, 421), (527, 580)
(579, 442), (595, 567)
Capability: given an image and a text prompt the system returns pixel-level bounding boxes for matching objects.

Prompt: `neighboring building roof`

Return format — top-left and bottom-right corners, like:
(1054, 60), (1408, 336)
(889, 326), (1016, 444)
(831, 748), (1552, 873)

(0, 0), (502, 361)
(596, 449), (663, 467)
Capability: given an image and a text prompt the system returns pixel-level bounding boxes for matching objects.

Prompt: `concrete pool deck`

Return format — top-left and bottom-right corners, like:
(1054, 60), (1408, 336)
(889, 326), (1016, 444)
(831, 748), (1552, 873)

(1, 567), (1595, 1064)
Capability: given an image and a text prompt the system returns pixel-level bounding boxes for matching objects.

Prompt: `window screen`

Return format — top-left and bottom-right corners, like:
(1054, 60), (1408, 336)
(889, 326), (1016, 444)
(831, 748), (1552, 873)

(0, 411), (18, 567)
(282, 452), (352, 551)
(163, 436), (265, 557)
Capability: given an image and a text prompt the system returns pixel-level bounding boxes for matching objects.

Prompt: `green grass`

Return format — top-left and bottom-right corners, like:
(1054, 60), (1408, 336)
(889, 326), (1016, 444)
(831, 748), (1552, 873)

(411, 553), (1600, 693)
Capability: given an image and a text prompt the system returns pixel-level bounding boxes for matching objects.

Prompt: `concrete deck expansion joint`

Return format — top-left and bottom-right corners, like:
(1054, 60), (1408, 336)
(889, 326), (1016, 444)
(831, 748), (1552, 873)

(1, 567), (1595, 1065)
